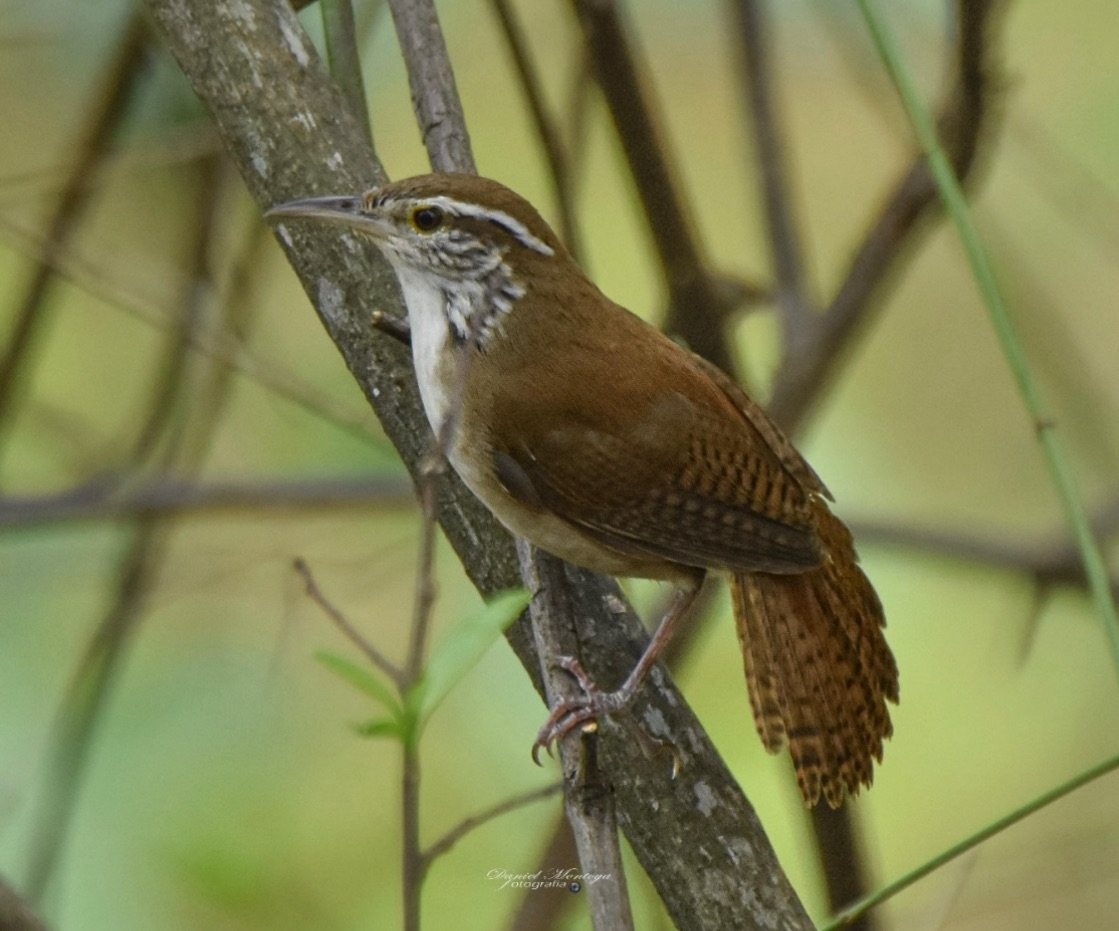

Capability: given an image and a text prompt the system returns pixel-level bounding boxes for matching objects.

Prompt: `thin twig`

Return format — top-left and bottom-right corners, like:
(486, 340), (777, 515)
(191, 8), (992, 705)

(0, 11), (150, 464)
(490, 0), (583, 260)
(0, 474), (414, 527)
(293, 558), (406, 687)
(128, 156), (222, 467)
(179, 168), (268, 466)
(768, 0), (1001, 432)
(0, 121), (221, 204)
(422, 782), (563, 868)
(0, 213), (387, 449)
(732, 0), (813, 336)
(405, 347), (473, 685)
(568, 0), (750, 375)
(407, 461), (442, 679)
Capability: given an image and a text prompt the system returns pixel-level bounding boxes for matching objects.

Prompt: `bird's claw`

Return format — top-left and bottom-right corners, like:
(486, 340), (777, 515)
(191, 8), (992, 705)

(531, 656), (626, 764)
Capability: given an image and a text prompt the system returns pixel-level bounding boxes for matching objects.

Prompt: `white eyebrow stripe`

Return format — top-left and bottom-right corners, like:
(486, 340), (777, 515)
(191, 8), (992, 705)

(424, 195), (555, 256)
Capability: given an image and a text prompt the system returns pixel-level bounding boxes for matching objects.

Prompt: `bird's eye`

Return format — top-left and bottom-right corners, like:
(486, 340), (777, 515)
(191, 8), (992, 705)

(410, 206), (443, 233)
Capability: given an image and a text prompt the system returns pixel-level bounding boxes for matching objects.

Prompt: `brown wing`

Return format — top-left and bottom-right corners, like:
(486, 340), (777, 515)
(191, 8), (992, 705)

(488, 318), (823, 575)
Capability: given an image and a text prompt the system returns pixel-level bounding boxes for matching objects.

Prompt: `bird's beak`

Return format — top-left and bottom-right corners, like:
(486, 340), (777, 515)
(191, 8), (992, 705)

(265, 194), (391, 239)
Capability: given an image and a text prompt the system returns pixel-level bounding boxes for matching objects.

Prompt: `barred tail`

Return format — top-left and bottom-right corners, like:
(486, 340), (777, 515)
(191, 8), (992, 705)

(731, 502), (898, 808)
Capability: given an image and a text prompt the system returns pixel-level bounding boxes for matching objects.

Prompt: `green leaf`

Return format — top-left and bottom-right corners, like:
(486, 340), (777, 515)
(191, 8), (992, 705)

(315, 650), (403, 723)
(408, 588), (530, 729)
(352, 718), (404, 741)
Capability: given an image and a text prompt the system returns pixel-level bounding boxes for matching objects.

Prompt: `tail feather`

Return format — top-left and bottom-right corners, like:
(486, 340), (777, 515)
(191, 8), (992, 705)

(731, 502), (898, 808)
(734, 578), (786, 753)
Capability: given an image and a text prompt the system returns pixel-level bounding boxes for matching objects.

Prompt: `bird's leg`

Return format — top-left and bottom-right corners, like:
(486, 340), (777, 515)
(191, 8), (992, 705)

(531, 574), (704, 763)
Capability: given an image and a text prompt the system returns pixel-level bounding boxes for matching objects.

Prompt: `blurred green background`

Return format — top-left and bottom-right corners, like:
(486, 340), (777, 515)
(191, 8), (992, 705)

(1, 0), (1117, 928)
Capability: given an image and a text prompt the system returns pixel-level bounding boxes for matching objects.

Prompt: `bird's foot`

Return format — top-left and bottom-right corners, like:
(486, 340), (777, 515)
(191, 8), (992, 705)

(531, 657), (631, 764)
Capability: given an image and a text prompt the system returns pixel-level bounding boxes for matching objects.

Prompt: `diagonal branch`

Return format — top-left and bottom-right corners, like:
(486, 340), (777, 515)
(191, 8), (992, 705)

(422, 782), (563, 868)
(518, 543), (635, 931)
(767, 0), (1003, 433)
(569, 0), (759, 376)
(732, 0), (813, 334)
(385, 0), (476, 174)
(490, 0), (584, 260)
(0, 11), (150, 465)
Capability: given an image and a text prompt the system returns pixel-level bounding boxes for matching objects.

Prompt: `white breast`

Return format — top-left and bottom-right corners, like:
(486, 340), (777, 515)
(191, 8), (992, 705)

(391, 264), (512, 528)
(395, 265), (453, 437)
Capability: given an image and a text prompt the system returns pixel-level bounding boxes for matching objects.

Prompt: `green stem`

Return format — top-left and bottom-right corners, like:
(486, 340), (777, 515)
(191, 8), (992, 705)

(823, 752), (1119, 928)
(855, 0), (1119, 676)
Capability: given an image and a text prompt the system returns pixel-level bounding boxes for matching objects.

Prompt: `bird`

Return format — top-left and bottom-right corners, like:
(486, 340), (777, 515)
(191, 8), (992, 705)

(267, 172), (899, 808)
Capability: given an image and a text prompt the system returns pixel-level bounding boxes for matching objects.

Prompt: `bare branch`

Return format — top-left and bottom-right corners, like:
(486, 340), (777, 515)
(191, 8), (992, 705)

(520, 543), (635, 931)
(490, 0), (584, 260)
(568, 0), (753, 375)
(293, 558), (406, 686)
(0, 212), (386, 448)
(321, 0), (373, 142)
(385, 0), (475, 174)
(0, 475), (413, 527)
(422, 782), (563, 867)
(768, 0), (1004, 432)
(853, 498), (1119, 594)
(731, 0), (813, 333)
(0, 11), (150, 461)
